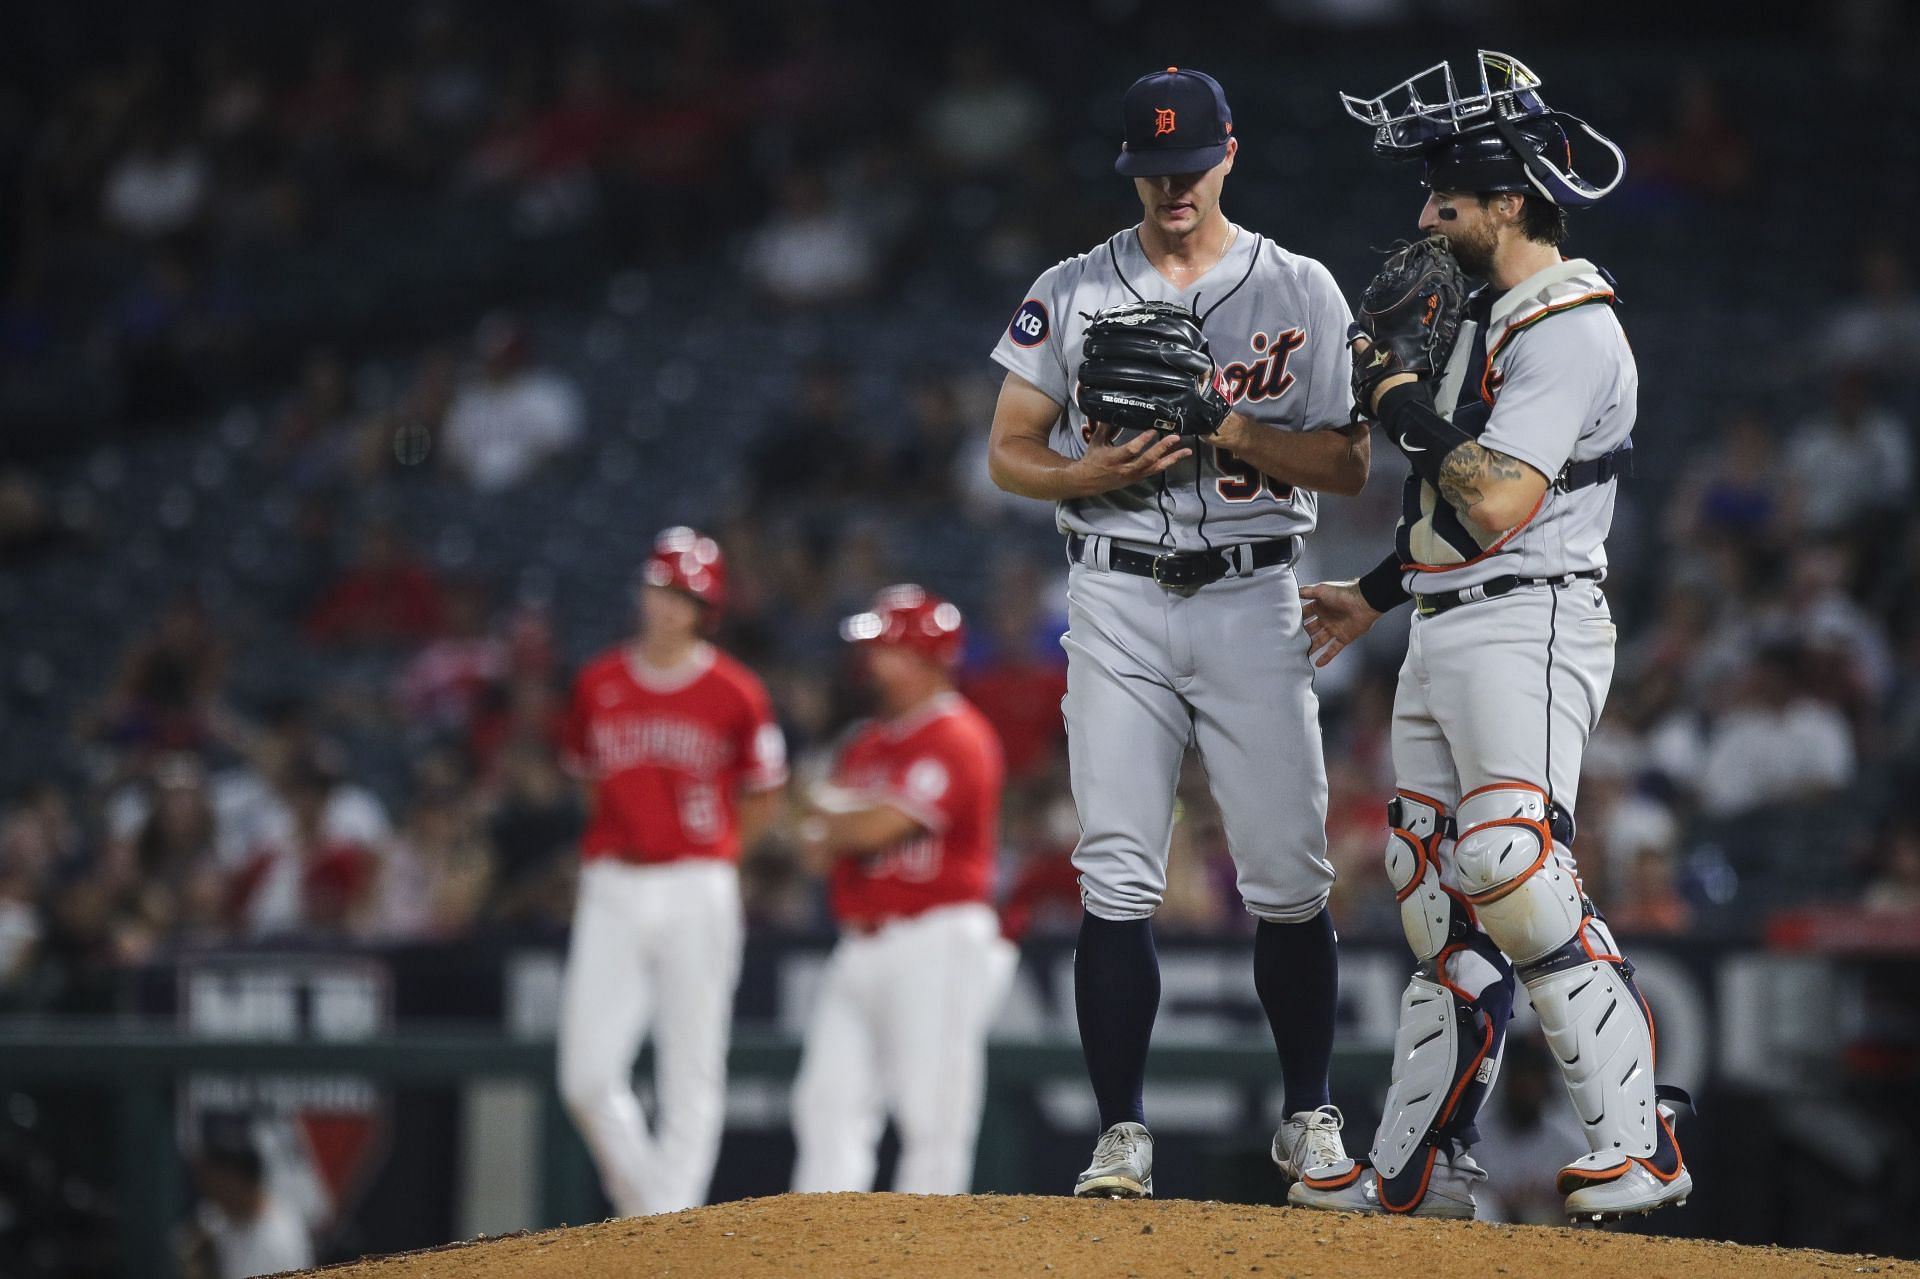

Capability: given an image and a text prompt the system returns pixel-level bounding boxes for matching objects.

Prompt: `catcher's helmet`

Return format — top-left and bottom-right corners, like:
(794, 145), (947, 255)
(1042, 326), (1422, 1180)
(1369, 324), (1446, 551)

(1340, 50), (1623, 208)
(642, 526), (726, 609)
(839, 585), (965, 668)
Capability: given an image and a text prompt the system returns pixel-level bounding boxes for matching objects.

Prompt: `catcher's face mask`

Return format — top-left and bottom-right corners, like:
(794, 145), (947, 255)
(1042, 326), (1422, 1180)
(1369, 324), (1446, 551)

(1340, 50), (1624, 209)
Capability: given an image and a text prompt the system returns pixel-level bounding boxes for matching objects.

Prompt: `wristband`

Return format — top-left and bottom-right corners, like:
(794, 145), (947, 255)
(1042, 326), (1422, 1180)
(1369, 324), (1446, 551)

(1357, 554), (1411, 614)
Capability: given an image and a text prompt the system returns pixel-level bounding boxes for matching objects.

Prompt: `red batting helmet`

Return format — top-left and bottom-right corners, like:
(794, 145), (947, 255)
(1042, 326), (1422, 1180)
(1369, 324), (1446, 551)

(839, 584), (965, 667)
(642, 526), (726, 609)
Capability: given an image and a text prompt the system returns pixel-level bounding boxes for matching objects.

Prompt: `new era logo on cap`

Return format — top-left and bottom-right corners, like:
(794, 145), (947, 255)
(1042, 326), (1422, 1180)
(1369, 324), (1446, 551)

(1117, 66), (1233, 178)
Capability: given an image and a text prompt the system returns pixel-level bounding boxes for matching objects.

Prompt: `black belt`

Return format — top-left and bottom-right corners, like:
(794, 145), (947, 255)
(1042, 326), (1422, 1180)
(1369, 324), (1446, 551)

(1067, 534), (1296, 588)
(1414, 569), (1604, 617)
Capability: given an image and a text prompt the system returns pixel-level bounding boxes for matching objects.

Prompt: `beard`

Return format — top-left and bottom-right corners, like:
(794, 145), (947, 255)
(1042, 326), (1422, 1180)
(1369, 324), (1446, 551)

(1441, 220), (1497, 279)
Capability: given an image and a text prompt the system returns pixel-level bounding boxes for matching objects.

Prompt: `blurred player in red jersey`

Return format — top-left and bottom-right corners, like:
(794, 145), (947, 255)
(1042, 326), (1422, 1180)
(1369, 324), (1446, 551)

(558, 527), (787, 1217)
(790, 585), (1017, 1194)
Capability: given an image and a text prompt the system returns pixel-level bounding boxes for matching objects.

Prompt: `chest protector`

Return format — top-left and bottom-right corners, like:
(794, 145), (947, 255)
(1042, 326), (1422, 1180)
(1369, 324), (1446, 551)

(1396, 263), (1619, 571)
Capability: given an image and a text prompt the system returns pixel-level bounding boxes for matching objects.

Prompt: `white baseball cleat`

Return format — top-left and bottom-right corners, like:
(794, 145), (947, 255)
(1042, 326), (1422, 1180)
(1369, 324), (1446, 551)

(1270, 1105), (1349, 1182)
(1074, 1121), (1154, 1199)
(1562, 1160), (1692, 1221)
(1560, 1099), (1693, 1222)
(1287, 1147), (1487, 1219)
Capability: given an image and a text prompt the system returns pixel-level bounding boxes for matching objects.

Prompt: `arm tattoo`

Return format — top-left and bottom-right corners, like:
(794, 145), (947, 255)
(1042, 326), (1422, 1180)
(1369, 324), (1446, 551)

(1436, 442), (1527, 515)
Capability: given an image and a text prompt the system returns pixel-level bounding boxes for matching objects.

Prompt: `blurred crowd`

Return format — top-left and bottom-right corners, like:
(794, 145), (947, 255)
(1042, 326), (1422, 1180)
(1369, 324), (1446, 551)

(0, 3), (1104, 443)
(3, 2), (1919, 1023)
(6, 243), (1919, 1016)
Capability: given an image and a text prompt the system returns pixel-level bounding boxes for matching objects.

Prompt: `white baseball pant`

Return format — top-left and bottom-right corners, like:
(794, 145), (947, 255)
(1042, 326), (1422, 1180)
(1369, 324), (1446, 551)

(1062, 556), (1335, 924)
(557, 858), (743, 1217)
(790, 903), (1017, 1194)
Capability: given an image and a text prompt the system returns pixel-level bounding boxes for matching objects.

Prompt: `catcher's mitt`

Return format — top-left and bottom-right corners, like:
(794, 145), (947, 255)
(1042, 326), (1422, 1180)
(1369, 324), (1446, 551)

(1349, 237), (1469, 414)
(1075, 301), (1232, 440)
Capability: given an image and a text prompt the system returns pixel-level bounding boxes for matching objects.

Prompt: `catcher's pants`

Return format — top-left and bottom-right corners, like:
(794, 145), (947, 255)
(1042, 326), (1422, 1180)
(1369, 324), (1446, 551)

(1063, 552), (1333, 923)
(791, 903), (1017, 1194)
(1392, 581), (1615, 812)
(558, 858), (743, 1217)
(1376, 580), (1632, 1179)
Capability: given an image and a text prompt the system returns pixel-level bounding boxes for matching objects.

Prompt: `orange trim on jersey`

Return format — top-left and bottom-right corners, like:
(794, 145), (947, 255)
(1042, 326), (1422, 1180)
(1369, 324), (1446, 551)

(1402, 487), (1549, 575)
(1484, 291), (1617, 377)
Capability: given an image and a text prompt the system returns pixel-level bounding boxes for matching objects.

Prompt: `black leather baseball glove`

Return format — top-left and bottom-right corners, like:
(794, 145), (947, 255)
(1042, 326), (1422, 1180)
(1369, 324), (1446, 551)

(1349, 237), (1469, 415)
(1075, 301), (1232, 440)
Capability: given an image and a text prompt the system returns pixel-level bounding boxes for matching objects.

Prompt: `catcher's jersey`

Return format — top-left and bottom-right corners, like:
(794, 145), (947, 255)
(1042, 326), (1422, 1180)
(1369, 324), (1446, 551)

(1397, 258), (1635, 592)
(991, 225), (1354, 551)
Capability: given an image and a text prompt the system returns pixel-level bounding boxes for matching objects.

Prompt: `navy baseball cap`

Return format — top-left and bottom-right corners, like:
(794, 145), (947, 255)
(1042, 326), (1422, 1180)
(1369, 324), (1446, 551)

(1116, 67), (1233, 177)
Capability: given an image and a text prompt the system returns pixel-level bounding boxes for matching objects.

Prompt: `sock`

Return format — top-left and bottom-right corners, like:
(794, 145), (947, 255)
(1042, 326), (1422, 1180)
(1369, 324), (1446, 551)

(1254, 910), (1338, 1115)
(1074, 912), (1160, 1131)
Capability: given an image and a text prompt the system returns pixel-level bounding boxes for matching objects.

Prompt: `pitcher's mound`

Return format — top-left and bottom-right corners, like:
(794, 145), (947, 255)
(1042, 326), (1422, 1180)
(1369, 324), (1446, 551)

(303, 1191), (1916, 1278)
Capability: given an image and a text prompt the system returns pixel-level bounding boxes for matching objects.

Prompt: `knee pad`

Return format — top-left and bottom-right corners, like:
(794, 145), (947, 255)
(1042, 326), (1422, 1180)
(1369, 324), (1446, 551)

(1452, 783), (1583, 966)
(1384, 790), (1465, 963)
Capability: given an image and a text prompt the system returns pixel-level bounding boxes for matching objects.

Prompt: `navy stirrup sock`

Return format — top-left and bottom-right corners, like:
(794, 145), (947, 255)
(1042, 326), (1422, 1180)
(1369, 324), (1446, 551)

(1254, 910), (1339, 1115)
(1075, 913), (1160, 1131)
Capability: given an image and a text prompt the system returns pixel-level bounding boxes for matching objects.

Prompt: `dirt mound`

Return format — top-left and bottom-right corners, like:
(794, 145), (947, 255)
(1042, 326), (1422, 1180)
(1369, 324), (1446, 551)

(303, 1192), (1916, 1279)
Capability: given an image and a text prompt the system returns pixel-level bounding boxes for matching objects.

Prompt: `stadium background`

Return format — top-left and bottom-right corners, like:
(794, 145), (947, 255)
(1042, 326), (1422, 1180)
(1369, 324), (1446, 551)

(1, 0), (1917, 1274)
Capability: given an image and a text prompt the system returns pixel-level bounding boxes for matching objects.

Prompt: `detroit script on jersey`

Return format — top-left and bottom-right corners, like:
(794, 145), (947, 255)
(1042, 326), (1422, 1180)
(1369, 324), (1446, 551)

(828, 693), (1005, 924)
(565, 645), (786, 864)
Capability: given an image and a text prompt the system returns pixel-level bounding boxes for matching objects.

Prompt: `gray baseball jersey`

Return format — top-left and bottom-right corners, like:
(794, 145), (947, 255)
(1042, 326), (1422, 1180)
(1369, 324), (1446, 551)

(1396, 258), (1634, 593)
(992, 226), (1355, 552)
(989, 223), (1350, 924)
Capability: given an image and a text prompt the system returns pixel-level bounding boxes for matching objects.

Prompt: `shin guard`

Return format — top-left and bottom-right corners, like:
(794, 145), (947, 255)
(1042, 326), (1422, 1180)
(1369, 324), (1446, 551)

(1365, 932), (1516, 1211)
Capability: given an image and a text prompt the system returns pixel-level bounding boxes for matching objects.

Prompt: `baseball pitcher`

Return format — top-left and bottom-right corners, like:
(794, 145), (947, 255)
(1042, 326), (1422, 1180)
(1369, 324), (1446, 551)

(1288, 51), (1692, 1222)
(987, 67), (1368, 1198)
(557, 528), (787, 1217)
(790, 586), (1017, 1195)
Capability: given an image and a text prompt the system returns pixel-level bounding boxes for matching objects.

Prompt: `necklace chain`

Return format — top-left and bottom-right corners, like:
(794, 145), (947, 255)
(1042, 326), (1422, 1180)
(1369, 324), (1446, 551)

(1160, 222), (1237, 276)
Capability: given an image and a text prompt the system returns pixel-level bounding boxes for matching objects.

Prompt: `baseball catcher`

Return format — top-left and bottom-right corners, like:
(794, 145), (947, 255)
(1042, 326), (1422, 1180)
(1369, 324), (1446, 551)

(1289, 50), (1688, 1224)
